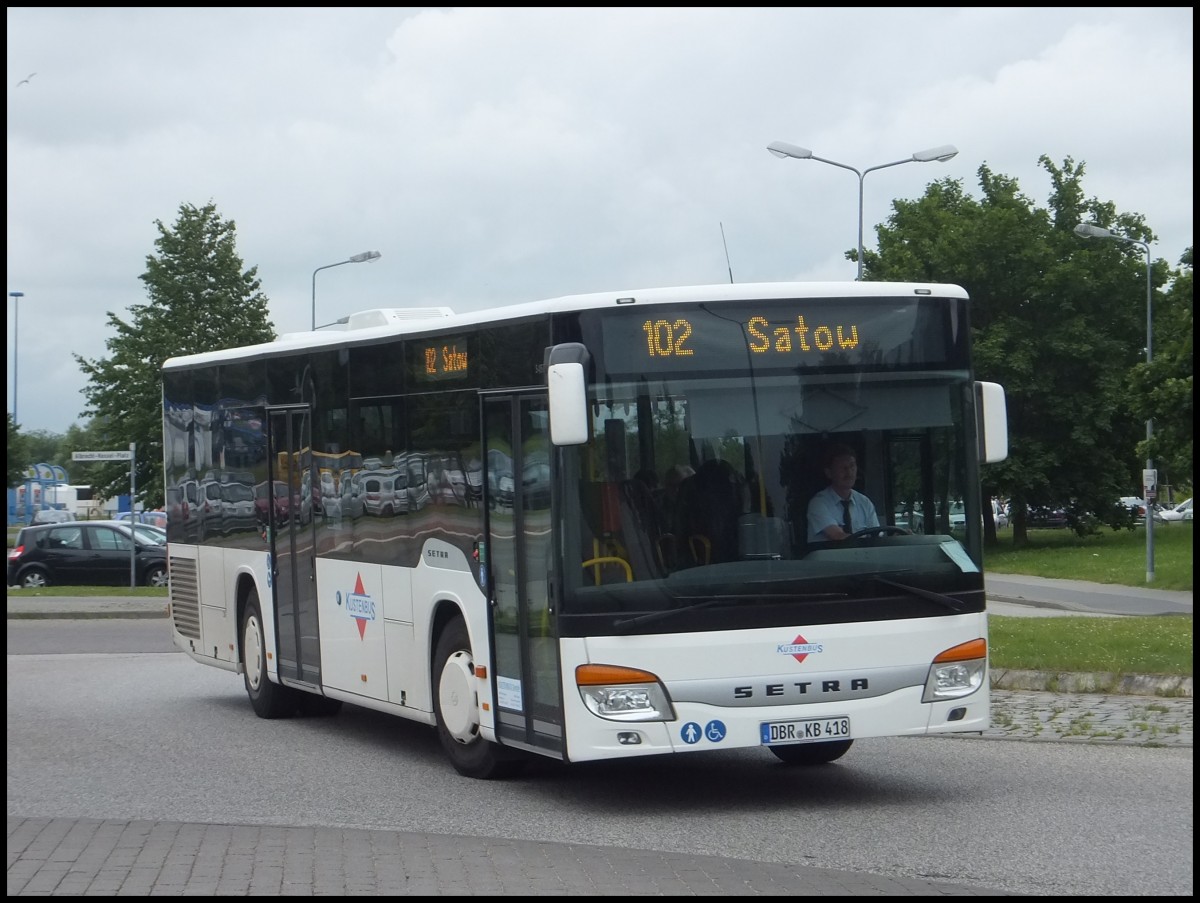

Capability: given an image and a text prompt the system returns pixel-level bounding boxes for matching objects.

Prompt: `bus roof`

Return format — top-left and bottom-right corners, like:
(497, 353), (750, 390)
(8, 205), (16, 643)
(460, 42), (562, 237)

(162, 280), (968, 371)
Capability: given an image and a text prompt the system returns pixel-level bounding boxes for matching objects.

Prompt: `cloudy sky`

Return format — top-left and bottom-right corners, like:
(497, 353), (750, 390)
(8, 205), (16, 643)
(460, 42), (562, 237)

(6, 7), (1193, 437)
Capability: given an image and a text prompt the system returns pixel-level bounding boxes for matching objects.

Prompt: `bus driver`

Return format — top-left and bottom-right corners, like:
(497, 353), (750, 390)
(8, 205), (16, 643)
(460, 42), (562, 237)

(807, 444), (879, 543)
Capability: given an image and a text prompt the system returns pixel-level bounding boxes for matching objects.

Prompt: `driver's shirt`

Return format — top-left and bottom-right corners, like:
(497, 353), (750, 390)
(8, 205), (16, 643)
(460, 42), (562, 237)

(807, 486), (879, 543)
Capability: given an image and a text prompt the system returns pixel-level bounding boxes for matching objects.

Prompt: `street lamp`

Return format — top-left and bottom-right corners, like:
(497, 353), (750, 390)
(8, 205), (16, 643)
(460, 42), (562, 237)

(8, 290), (23, 424)
(1074, 222), (1155, 583)
(311, 251), (381, 330)
(766, 141), (958, 280)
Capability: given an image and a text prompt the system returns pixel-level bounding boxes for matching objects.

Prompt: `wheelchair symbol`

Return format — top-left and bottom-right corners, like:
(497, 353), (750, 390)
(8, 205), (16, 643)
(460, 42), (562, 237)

(705, 720), (727, 743)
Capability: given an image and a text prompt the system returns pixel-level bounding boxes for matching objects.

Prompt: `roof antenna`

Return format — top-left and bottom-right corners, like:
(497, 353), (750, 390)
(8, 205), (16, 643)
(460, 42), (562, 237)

(720, 222), (735, 283)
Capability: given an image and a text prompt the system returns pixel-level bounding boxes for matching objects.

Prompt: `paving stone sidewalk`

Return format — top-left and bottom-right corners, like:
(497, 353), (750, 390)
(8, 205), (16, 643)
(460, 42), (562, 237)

(986, 688), (1192, 747)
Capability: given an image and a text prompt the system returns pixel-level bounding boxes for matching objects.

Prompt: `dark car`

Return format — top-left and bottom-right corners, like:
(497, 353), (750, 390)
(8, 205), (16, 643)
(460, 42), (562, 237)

(7, 520), (169, 589)
(1027, 506), (1069, 529)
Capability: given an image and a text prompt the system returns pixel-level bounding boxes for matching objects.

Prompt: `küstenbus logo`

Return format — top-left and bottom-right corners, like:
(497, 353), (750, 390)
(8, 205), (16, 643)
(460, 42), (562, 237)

(338, 573), (376, 639)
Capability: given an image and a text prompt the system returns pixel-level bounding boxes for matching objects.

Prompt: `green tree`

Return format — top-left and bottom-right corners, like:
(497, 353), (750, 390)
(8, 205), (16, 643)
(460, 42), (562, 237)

(1131, 247), (1192, 494)
(20, 428), (68, 472)
(7, 414), (29, 488)
(868, 156), (1170, 545)
(75, 201), (275, 508)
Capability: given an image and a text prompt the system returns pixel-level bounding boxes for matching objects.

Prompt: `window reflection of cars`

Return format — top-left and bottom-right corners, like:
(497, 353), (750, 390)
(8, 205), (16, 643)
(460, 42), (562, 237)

(254, 480), (292, 523)
(465, 457), (484, 503)
(487, 448), (514, 509)
(437, 469), (468, 506)
(220, 482), (256, 532)
(522, 458), (551, 510)
(360, 471), (406, 516)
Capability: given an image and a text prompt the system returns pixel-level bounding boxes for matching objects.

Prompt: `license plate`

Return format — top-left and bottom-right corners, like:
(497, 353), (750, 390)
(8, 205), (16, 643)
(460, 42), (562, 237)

(760, 716), (851, 745)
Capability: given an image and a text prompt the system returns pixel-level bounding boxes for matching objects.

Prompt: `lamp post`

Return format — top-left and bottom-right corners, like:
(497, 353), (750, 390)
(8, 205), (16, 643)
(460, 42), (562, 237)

(766, 142), (958, 280)
(1074, 223), (1155, 582)
(8, 290), (23, 424)
(311, 251), (381, 330)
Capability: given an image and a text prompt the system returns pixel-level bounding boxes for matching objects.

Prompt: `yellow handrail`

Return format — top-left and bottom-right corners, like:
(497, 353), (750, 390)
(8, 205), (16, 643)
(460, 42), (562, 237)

(581, 556), (633, 585)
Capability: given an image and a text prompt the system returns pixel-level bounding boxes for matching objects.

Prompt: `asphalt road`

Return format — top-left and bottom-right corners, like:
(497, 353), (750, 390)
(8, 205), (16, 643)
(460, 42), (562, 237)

(7, 649), (1193, 896)
(986, 573), (1193, 617)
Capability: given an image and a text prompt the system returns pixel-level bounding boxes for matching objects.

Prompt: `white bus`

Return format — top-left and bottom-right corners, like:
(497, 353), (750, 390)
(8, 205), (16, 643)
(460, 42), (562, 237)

(162, 281), (1007, 779)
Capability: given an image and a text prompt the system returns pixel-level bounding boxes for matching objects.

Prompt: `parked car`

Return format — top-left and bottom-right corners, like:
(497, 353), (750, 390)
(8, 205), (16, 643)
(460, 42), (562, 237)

(1119, 496), (1148, 520)
(117, 510), (169, 530)
(7, 520), (169, 588)
(30, 508), (75, 525)
(1028, 506), (1069, 529)
(130, 523), (168, 545)
(1159, 498), (1193, 523)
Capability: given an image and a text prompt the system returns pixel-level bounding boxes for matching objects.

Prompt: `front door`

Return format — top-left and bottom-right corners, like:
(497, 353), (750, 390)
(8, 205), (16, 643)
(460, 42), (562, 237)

(485, 393), (564, 758)
(266, 406), (321, 687)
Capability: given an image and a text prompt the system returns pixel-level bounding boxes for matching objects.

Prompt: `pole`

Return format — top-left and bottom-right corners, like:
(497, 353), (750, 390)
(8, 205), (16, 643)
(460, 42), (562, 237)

(311, 251), (382, 330)
(8, 291), (23, 423)
(130, 441), (137, 589)
(766, 144), (956, 281)
(1143, 245), (1154, 583)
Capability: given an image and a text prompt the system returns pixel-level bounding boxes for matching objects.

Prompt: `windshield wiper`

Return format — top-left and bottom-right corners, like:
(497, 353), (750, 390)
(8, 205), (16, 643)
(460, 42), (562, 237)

(613, 592), (847, 631)
(872, 576), (968, 613)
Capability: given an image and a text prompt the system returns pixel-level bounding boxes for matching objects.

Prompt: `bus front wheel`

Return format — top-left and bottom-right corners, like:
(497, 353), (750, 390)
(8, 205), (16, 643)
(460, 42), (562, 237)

(769, 739), (853, 766)
(242, 589), (296, 719)
(433, 618), (525, 780)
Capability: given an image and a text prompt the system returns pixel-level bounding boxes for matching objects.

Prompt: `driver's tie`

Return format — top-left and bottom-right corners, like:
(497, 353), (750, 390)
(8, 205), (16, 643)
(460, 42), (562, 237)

(841, 499), (852, 533)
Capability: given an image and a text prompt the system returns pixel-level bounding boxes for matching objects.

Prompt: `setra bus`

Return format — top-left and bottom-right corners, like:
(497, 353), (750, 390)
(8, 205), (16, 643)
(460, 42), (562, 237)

(162, 281), (1007, 778)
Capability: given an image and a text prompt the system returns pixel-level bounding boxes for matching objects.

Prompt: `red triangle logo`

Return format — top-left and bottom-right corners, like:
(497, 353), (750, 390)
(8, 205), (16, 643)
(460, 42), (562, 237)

(354, 572), (368, 640)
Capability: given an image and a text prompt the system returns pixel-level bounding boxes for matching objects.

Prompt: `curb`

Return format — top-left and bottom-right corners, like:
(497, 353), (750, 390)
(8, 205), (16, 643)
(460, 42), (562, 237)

(7, 607), (168, 620)
(992, 668), (1192, 698)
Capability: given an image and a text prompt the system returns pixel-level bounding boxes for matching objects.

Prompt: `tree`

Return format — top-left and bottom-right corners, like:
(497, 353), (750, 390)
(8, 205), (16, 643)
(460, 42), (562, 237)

(7, 414), (28, 488)
(1131, 247), (1192, 495)
(75, 201), (275, 508)
(868, 156), (1170, 545)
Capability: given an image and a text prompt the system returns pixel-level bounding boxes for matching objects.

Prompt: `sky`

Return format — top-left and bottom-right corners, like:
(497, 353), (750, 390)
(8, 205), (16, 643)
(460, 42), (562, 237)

(6, 7), (1194, 437)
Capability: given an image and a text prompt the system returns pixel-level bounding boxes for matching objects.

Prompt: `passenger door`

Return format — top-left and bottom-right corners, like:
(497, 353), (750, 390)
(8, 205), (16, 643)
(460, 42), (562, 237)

(484, 392), (565, 759)
(266, 406), (323, 688)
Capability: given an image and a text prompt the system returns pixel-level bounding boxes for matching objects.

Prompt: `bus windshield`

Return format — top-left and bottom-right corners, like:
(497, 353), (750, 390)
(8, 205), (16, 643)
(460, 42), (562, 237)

(560, 298), (983, 628)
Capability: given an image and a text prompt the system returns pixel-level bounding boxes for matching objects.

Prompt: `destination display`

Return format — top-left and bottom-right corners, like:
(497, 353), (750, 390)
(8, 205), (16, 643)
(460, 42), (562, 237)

(595, 297), (963, 376)
(416, 335), (471, 382)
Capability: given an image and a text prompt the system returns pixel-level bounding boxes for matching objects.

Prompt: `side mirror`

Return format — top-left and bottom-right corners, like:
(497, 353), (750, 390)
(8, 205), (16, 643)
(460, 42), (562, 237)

(548, 362), (588, 445)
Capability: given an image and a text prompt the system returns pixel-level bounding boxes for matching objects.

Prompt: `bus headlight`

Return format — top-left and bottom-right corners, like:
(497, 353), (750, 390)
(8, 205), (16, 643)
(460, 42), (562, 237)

(576, 663), (675, 722)
(922, 638), (987, 702)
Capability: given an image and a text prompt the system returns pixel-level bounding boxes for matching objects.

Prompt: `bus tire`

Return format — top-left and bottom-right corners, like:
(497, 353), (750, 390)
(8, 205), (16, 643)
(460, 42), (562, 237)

(242, 589), (295, 719)
(769, 739), (853, 766)
(433, 617), (525, 780)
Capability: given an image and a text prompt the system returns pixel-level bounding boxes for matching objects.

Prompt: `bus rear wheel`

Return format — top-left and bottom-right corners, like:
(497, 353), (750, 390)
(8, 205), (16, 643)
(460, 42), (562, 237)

(434, 618), (525, 780)
(770, 739), (853, 766)
(242, 589), (296, 719)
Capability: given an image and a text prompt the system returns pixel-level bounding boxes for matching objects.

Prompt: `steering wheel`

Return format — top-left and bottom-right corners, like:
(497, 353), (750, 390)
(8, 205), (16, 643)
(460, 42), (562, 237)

(848, 526), (909, 540)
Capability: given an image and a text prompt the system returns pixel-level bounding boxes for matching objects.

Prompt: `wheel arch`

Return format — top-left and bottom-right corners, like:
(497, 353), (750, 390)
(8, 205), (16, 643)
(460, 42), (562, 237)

(429, 596), (477, 684)
(234, 572), (263, 670)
